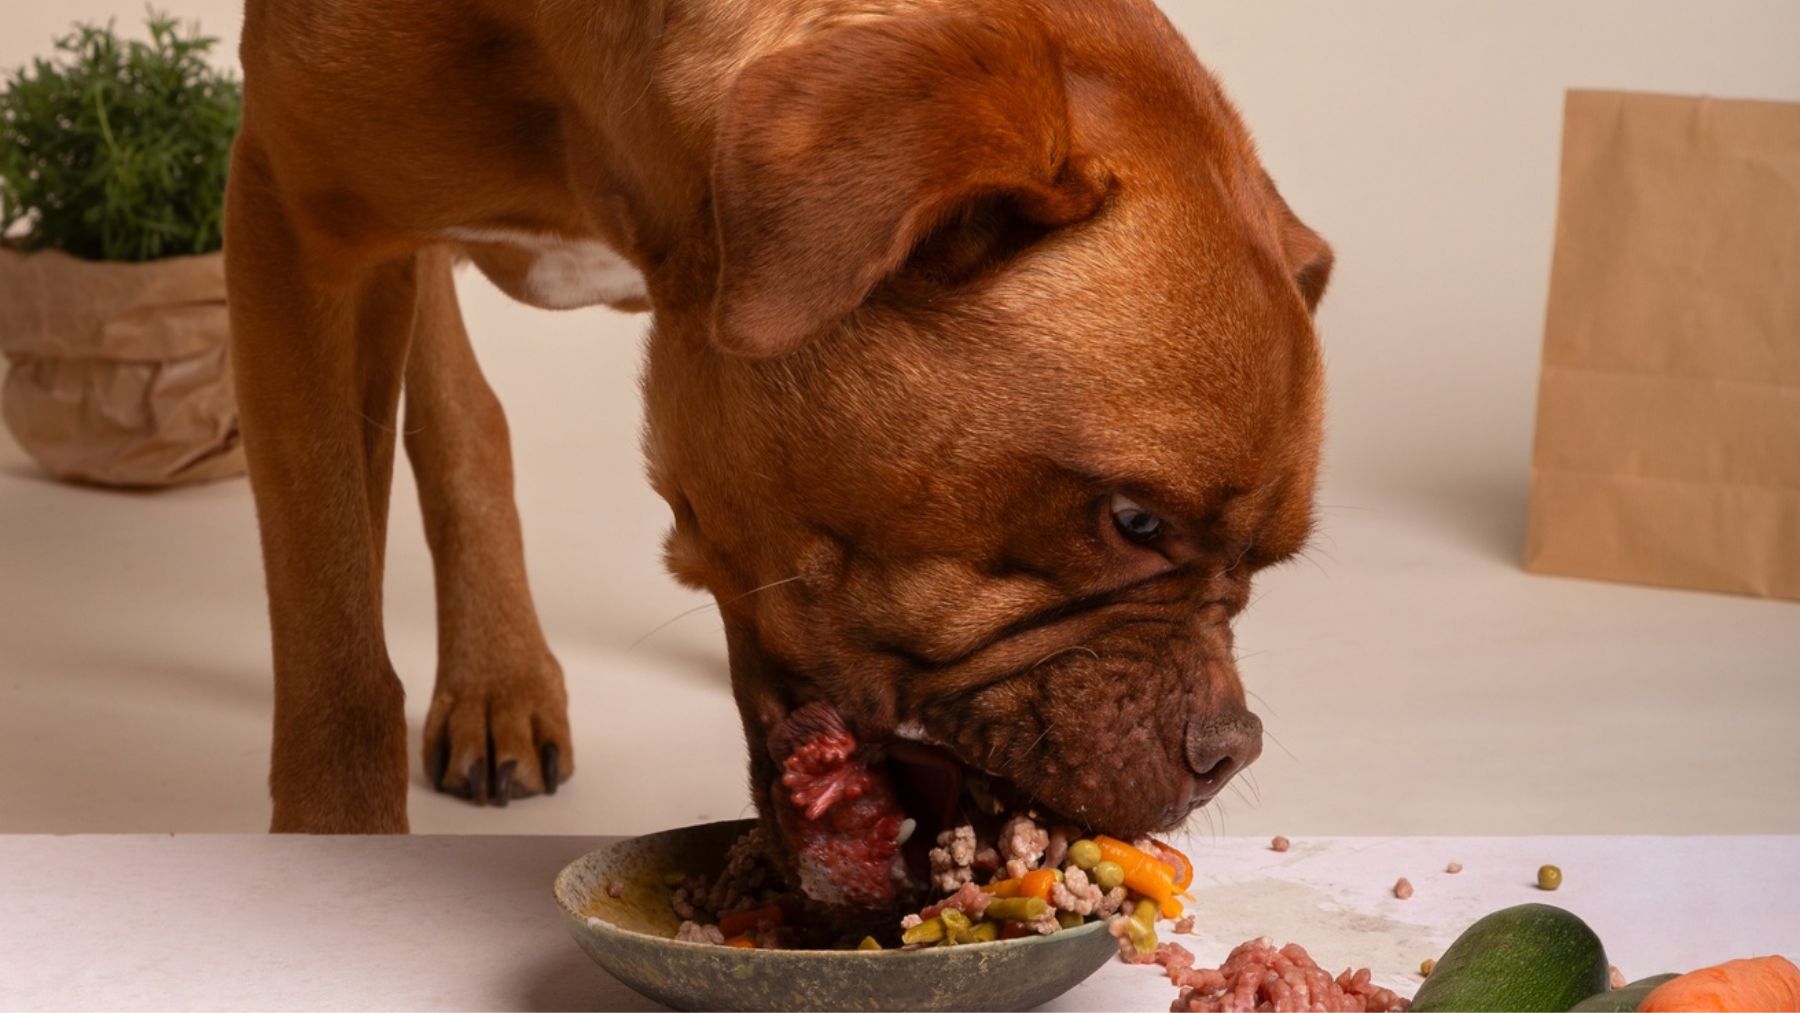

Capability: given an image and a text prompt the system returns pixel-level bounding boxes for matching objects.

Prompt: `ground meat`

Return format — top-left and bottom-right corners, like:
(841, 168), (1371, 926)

(1174, 915), (1197, 934)
(670, 887), (698, 920)
(1044, 825), (1075, 870)
(675, 921), (725, 945)
(1110, 915), (1156, 964)
(605, 879), (625, 898)
(1025, 905), (1062, 935)
(929, 825), (978, 893)
(1393, 878), (1413, 900)
(1271, 836), (1291, 852)
(919, 880), (992, 921)
(999, 814), (1050, 879)
(1610, 965), (1626, 990)
(768, 703), (908, 907)
(1051, 865), (1105, 916)
(1095, 885), (1129, 918)
(1444, 862), (1462, 874)
(1166, 937), (1410, 1013)
(972, 845), (1002, 874)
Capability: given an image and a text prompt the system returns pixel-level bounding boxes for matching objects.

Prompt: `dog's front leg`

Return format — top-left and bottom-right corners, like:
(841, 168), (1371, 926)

(226, 141), (415, 833)
(403, 248), (573, 806)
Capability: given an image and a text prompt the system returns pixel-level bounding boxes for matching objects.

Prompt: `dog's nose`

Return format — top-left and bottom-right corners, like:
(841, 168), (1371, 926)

(1184, 709), (1263, 800)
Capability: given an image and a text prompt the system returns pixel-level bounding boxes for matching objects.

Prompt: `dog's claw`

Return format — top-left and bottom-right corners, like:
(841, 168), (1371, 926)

(429, 737), (450, 792)
(542, 743), (560, 796)
(493, 759), (516, 807)
(469, 762), (489, 806)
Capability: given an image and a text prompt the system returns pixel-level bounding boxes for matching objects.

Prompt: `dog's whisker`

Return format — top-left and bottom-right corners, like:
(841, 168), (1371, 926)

(1263, 727), (1299, 763)
(1244, 688), (1279, 717)
(1026, 644), (1100, 673)
(626, 600), (721, 651)
(1227, 780), (1255, 810)
(627, 574), (805, 650)
(1021, 722), (1054, 759)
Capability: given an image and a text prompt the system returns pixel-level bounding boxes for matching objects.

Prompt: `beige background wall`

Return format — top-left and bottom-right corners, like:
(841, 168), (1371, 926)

(3, 3), (1797, 836)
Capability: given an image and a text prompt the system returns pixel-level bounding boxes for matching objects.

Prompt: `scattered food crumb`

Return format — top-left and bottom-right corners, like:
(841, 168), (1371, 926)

(1445, 861), (1463, 874)
(1421, 957), (1436, 976)
(606, 879), (625, 898)
(1610, 965), (1626, 990)
(1393, 877), (1414, 899)
(1174, 915), (1196, 934)
(1537, 864), (1563, 891)
(1270, 835), (1291, 852)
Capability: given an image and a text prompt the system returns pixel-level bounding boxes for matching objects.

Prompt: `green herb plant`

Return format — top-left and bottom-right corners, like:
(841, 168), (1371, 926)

(0, 11), (241, 262)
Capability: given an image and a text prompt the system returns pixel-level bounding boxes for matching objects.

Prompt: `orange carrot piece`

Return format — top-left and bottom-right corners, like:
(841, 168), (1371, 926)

(1019, 868), (1058, 903)
(1160, 895), (1183, 919)
(1149, 837), (1194, 891)
(1639, 955), (1800, 1012)
(723, 935), (756, 949)
(981, 878), (1022, 898)
(717, 904), (784, 939)
(1095, 836), (1176, 904)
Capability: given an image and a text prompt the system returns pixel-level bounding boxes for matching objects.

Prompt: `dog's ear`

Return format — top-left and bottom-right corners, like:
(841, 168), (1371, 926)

(710, 16), (1107, 358)
(1261, 171), (1333, 314)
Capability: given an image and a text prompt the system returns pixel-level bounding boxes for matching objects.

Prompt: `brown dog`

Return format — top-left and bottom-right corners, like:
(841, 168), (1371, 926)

(226, 0), (1330, 838)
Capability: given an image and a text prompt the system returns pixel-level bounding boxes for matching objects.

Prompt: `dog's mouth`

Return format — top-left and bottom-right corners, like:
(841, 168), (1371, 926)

(881, 735), (1044, 879)
(766, 701), (1079, 907)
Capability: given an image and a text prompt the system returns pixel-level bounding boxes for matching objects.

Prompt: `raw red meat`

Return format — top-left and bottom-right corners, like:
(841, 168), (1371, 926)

(767, 702), (908, 907)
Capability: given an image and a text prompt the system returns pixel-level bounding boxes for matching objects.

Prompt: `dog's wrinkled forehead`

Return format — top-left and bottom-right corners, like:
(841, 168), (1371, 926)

(651, 4), (1328, 640)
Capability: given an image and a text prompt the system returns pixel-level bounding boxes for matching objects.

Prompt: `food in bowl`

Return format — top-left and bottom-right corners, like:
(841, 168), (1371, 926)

(668, 807), (1193, 952)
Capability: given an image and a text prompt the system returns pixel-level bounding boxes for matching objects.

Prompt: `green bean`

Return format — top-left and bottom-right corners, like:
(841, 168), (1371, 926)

(858, 936), (882, 951)
(901, 917), (945, 945)
(984, 897), (1049, 922)
(1057, 911), (1085, 929)
(969, 921), (999, 943)
(940, 907), (975, 945)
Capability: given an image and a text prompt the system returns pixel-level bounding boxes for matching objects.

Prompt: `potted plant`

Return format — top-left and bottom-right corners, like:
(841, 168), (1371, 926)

(0, 12), (244, 486)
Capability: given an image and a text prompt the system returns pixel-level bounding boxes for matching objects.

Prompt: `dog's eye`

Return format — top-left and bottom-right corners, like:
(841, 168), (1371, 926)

(1109, 493), (1164, 544)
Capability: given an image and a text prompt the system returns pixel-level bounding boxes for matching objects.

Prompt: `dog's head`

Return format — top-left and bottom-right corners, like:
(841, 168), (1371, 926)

(643, 4), (1329, 849)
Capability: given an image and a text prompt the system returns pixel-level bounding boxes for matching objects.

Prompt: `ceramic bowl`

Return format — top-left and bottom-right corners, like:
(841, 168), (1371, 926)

(553, 819), (1118, 1011)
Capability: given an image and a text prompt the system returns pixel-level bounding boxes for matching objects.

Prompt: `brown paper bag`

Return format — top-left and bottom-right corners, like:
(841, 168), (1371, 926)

(1525, 90), (1800, 600)
(0, 246), (245, 487)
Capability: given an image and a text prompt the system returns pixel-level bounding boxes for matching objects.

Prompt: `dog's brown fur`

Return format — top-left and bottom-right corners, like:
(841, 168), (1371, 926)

(228, 0), (1330, 836)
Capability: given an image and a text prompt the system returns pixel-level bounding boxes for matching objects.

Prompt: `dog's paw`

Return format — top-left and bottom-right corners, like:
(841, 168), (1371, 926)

(422, 652), (574, 806)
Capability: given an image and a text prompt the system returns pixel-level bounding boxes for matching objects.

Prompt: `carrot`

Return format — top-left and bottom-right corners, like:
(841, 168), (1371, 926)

(1149, 837), (1194, 891)
(1095, 835), (1176, 904)
(716, 904), (784, 939)
(1019, 868), (1059, 903)
(1160, 895), (1183, 919)
(723, 935), (756, 949)
(981, 878), (1022, 898)
(1639, 955), (1800, 1012)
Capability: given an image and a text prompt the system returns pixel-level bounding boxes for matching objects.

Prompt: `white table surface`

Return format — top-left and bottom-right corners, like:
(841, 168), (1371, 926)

(3, 834), (1797, 1011)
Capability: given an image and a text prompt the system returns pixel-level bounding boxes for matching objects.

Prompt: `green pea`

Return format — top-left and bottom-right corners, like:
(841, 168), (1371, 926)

(1057, 911), (1085, 929)
(1537, 864), (1563, 891)
(1093, 860), (1126, 891)
(1068, 839), (1103, 870)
